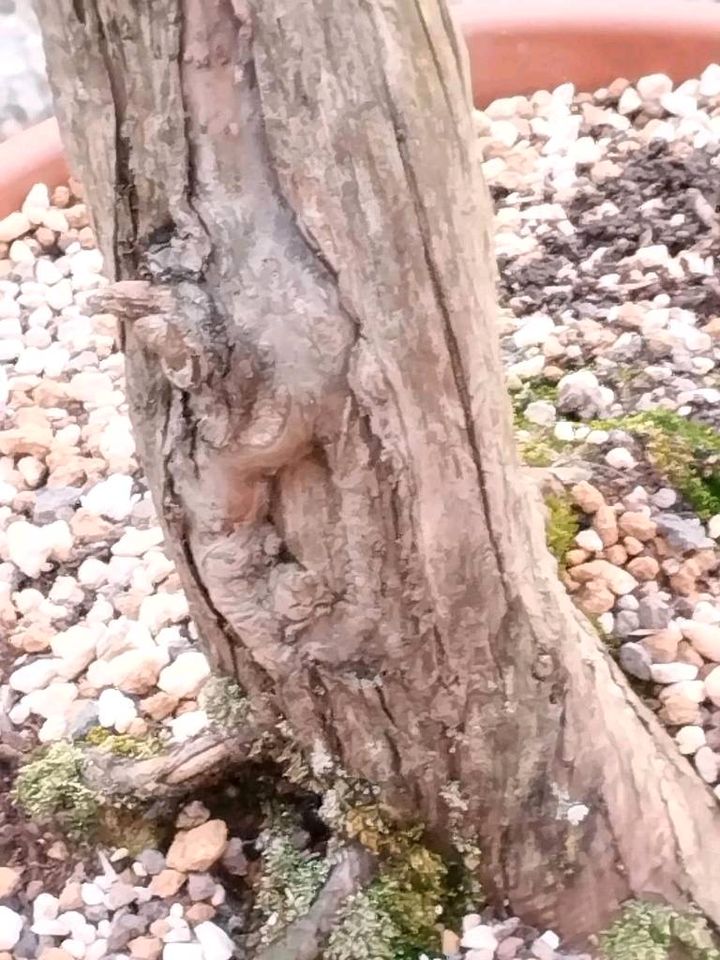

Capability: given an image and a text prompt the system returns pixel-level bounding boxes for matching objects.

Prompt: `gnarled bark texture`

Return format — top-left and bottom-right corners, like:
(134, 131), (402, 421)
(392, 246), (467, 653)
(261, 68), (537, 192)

(36, 0), (720, 939)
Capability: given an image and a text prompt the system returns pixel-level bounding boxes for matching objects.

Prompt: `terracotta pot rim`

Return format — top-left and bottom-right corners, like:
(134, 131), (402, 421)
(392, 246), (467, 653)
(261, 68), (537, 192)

(2, 0), (720, 218)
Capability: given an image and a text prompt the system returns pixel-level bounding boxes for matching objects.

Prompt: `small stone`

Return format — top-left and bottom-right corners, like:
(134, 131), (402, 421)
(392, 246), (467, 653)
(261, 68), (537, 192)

(576, 581), (615, 615)
(695, 746), (720, 784)
(574, 529), (603, 553)
(637, 595), (672, 630)
(659, 694), (701, 726)
(605, 447), (635, 470)
(700, 63), (720, 97)
(220, 838), (248, 877)
(683, 622), (720, 661)
(652, 488), (677, 509)
(656, 513), (713, 553)
(82, 474), (136, 521)
(194, 922), (234, 960)
(524, 400), (556, 426)
(185, 905), (216, 925)
(107, 914), (149, 951)
(0, 212), (31, 243)
(618, 85), (642, 113)
(650, 662), (699, 684)
(187, 874), (217, 902)
(107, 882), (138, 910)
(618, 512), (657, 541)
(10, 659), (61, 694)
(128, 936), (162, 960)
(97, 688), (138, 733)
(497, 937), (525, 960)
(642, 627), (681, 664)
(138, 850), (166, 876)
(166, 821), (228, 873)
(461, 926), (498, 952)
(148, 870), (186, 899)
(570, 481), (605, 514)
(676, 725), (706, 755)
(658, 680), (705, 703)
(619, 642), (652, 681)
(571, 560), (638, 596)
(592, 506), (619, 547)
(626, 556), (659, 582)
(705, 667), (720, 708)
(176, 801), (211, 830)
(637, 73), (673, 101)
(0, 867), (21, 899)
(158, 652), (211, 700)
(162, 946), (203, 960)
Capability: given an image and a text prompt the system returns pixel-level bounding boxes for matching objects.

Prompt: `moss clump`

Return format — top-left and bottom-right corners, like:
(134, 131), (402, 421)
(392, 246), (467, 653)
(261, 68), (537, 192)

(512, 377), (559, 429)
(199, 676), (249, 729)
(95, 805), (166, 856)
(601, 901), (720, 960)
(545, 493), (580, 566)
(13, 742), (99, 836)
(594, 410), (720, 519)
(326, 805), (447, 960)
(255, 824), (331, 945)
(83, 726), (163, 759)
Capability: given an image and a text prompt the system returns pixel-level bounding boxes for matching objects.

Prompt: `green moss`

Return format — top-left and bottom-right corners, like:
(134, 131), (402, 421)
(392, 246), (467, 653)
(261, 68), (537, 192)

(512, 377), (559, 429)
(601, 901), (720, 960)
(199, 676), (249, 729)
(545, 493), (580, 566)
(13, 742), (100, 837)
(519, 435), (564, 467)
(255, 822), (331, 945)
(593, 410), (720, 519)
(326, 805), (448, 960)
(83, 726), (163, 759)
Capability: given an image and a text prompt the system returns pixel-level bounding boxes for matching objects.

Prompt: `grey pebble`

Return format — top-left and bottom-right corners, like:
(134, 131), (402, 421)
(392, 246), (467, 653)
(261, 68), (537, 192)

(619, 641), (652, 681)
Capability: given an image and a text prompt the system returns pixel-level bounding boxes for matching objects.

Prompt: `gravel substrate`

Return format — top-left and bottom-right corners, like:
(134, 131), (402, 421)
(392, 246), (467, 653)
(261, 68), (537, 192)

(3, 62), (720, 960)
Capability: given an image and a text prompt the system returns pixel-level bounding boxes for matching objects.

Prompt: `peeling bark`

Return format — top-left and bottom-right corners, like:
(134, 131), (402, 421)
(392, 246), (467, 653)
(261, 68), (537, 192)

(36, 0), (720, 938)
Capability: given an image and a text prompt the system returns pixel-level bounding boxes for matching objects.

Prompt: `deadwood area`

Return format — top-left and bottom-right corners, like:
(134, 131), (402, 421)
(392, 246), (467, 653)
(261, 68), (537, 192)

(34, 0), (720, 940)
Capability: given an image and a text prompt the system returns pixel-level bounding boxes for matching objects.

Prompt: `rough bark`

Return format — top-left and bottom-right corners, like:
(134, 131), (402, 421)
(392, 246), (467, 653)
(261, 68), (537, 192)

(36, 0), (720, 938)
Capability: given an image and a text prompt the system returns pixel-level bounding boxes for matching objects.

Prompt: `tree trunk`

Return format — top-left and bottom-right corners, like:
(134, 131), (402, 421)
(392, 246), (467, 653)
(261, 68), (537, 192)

(36, 0), (720, 939)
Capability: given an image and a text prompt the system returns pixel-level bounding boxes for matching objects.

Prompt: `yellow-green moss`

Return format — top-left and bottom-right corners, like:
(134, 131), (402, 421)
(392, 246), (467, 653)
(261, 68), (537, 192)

(13, 742), (100, 837)
(512, 378), (559, 429)
(545, 493), (580, 566)
(600, 901), (720, 960)
(593, 411), (720, 519)
(326, 804), (448, 960)
(83, 726), (164, 759)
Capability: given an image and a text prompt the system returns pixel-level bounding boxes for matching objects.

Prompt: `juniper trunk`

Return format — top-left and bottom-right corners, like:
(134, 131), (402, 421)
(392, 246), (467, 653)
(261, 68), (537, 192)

(35, 0), (720, 939)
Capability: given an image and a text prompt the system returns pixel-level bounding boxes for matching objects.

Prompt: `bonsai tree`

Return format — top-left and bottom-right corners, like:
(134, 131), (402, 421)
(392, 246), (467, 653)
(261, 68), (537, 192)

(34, 0), (720, 940)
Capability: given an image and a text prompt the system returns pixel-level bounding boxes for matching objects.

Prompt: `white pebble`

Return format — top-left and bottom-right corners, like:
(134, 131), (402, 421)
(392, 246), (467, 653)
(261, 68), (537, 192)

(605, 447), (636, 470)
(650, 662), (699, 684)
(195, 921), (235, 960)
(97, 688), (138, 733)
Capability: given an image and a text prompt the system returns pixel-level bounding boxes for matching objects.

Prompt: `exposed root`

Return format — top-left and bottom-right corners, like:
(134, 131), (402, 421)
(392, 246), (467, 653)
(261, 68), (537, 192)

(255, 844), (377, 960)
(83, 722), (273, 801)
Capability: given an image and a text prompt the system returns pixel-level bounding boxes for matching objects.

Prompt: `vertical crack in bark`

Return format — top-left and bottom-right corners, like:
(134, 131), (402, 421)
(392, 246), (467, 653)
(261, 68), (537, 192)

(90, 0), (139, 276)
(363, 3), (509, 595)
